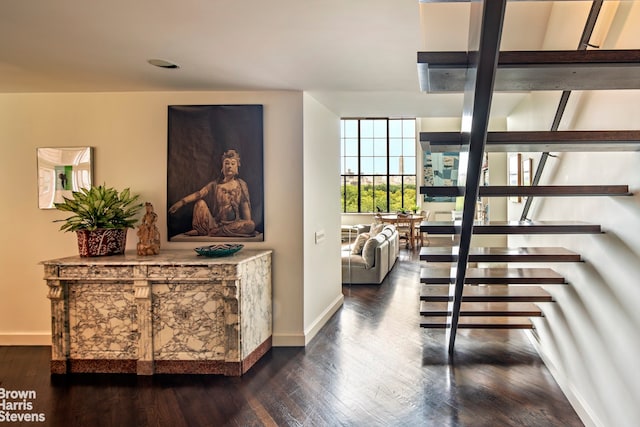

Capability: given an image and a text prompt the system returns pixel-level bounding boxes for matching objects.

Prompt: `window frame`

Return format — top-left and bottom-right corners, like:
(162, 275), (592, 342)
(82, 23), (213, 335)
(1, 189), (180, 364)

(340, 118), (416, 213)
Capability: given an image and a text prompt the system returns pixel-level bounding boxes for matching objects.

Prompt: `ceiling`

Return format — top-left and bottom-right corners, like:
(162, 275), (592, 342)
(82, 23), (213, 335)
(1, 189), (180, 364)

(0, 0), (631, 119)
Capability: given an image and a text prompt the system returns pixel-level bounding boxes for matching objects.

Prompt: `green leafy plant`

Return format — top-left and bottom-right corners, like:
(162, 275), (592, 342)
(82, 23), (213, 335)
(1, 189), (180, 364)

(54, 184), (143, 232)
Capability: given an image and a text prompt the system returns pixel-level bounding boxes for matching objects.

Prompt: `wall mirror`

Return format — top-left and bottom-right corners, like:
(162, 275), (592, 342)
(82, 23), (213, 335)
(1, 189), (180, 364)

(37, 147), (93, 209)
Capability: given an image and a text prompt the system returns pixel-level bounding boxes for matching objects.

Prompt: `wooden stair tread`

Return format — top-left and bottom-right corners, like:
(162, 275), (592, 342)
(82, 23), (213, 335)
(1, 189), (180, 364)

(420, 284), (554, 303)
(420, 220), (601, 235)
(420, 246), (581, 263)
(418, 49), (640, 93)
(420, 185), (631, 198)
(420, 317), (534, 330)
(420, 130), (640, 153)
(420, 301), (542, 317)
(420, 267), (565, 284)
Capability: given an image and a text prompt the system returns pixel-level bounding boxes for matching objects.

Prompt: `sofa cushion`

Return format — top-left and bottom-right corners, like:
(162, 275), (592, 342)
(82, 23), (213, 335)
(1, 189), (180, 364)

(342, 254), (368, 269)
(362, 234), (385, 268)
(369, 222), (384, 236)
(350, 232), (370, 255)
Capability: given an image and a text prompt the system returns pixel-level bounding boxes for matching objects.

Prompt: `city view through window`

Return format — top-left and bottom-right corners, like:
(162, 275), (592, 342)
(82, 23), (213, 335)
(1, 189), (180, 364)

(340, 118), (416, 213)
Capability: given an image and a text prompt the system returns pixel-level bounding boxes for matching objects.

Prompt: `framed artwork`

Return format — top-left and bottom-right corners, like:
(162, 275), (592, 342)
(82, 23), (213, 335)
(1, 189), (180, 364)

(167, 105), (264, 242)
(508, 153), (522, 202)
(423, 151), (460, 202)
(37, 147), (93, 209)
(522, 157), (533, 186)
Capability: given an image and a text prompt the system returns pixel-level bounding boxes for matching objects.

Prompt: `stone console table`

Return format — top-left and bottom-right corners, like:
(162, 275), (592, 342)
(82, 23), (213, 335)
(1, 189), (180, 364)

(41, 249), (272, 376)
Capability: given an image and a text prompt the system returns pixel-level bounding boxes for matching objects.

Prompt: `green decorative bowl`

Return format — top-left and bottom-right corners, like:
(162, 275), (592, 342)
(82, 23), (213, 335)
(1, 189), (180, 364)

(194, 243), (244, 257)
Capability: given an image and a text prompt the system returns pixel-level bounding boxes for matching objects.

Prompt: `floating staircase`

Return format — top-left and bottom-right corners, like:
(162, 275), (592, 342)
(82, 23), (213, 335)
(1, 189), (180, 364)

(419, 265), (567, 329)
(419, 246), (580, 328)
(420, 246), (582, 263)
(418, 49), (640, 92)
(418, 183), (632, 339)
(415, 0), (640, 354)
(421, 130), (640, 153)
(420, 284), (555, 303)
(419, 220), (603, 235)
(421, 185), (632, 198)
(420, 267), (566, 285)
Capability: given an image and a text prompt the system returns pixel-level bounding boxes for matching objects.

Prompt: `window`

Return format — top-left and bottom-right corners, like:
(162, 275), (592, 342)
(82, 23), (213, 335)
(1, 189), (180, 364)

(340, 118), (416, 213)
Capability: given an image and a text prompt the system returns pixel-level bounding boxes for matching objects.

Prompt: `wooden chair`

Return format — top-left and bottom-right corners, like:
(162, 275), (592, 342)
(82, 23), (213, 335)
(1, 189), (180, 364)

(395, 212), (413, 248)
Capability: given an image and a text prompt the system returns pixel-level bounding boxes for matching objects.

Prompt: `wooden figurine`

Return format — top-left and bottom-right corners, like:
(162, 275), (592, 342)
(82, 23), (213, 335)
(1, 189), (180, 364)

(137, 202), (160, 255)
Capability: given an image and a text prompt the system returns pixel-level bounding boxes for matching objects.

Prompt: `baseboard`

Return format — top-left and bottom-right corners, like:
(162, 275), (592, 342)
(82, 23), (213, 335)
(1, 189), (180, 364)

(525, 330), (603, 427)
(0, 333), (51, 346)
(272, 293), (344, 348)
(272, 333), (306, 347)
(303, 293), (344, 346)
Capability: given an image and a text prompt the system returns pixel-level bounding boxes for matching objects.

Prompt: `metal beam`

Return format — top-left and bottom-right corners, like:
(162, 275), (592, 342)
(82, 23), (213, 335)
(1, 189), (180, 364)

(447, 0), (506, 355)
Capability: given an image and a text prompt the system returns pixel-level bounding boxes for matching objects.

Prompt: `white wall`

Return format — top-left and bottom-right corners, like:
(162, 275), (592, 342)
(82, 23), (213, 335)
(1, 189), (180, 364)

(302, 94), (343, 344)
(497, 4), (640, 424)
(507, 88), (640, 427)
(0, 90), (325, 347)
(508, 6), (640, 424)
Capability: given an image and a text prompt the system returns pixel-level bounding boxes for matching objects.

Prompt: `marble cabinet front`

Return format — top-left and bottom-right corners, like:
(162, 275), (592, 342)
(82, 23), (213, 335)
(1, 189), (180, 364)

(42, 250), (272, 376)
(151, 281), (229, 361)
(68, 282), (138, 360)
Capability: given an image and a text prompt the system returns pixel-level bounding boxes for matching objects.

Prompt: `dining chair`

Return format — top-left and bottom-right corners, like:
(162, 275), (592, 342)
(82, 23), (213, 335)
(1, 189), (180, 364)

(395, 212), (413, 248)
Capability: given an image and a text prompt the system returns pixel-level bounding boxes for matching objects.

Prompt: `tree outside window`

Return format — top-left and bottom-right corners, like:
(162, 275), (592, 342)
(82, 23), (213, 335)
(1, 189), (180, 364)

(340, 118), (416, 213)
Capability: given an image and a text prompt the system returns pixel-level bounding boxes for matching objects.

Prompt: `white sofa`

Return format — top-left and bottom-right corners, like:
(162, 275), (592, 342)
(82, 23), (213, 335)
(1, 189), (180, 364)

(341, 224), (399, 284)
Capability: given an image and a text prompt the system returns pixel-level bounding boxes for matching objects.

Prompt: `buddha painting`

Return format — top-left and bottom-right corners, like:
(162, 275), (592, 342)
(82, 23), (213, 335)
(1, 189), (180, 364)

(168, 149), (256, 238)
(166, 104), (264, 241)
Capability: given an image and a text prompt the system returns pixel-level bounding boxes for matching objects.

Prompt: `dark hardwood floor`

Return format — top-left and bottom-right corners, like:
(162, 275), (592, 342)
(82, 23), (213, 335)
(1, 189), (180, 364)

(0, 245), (583, 426)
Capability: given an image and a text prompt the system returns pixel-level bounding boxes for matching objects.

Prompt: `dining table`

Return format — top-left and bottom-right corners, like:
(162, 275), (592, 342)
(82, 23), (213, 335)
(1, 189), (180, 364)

(378, 213), (424, 249)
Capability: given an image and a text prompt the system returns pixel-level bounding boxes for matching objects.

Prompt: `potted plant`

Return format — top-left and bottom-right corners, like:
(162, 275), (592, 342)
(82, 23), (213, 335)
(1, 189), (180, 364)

(54, 184), (143, 257)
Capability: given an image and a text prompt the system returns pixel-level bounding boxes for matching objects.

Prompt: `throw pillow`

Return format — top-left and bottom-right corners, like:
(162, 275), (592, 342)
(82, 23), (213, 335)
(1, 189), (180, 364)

(362, 235), (383, 269)
(351, 233), (370, 255)
(369, 222), (384, 236)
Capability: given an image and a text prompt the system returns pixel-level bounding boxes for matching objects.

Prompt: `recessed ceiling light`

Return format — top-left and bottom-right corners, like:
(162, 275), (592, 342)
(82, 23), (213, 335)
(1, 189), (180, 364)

(147, 59), (180, 69)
